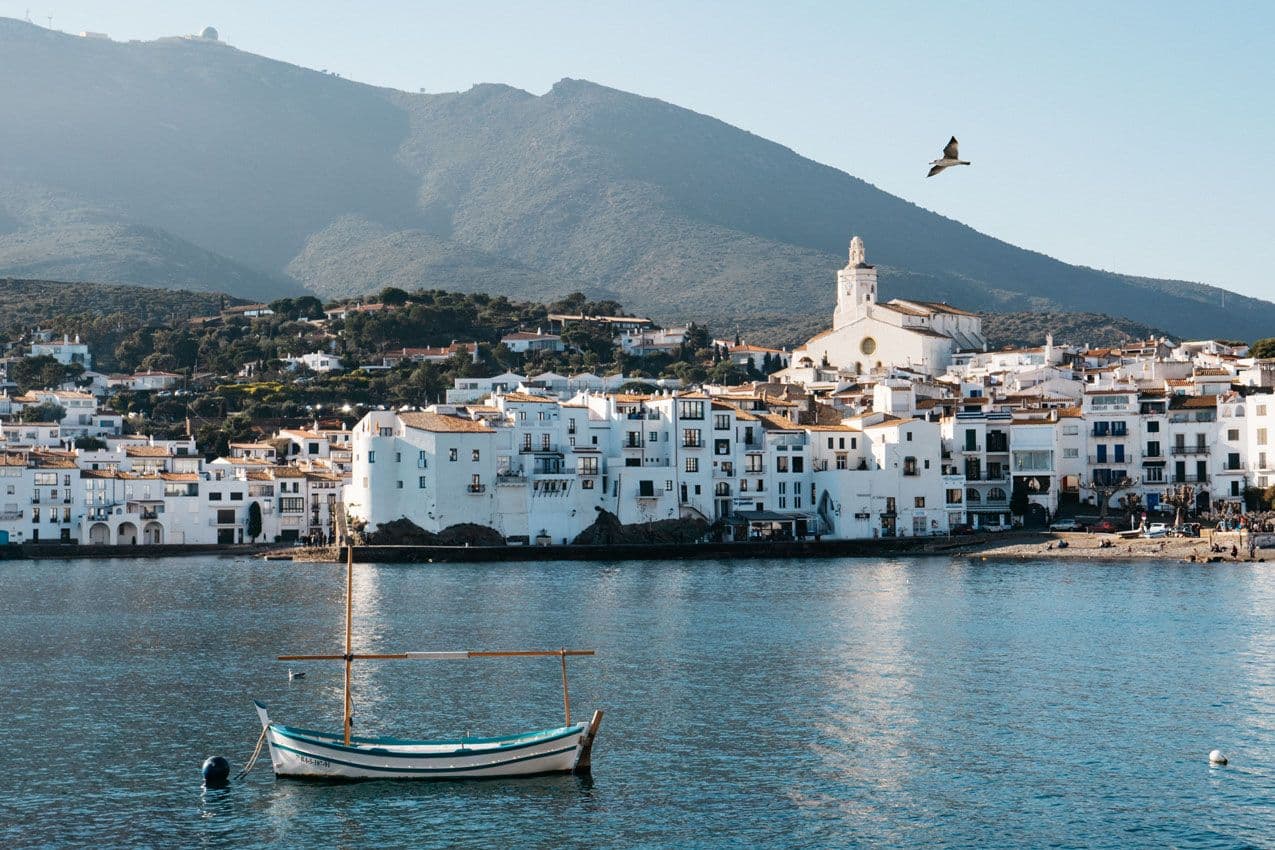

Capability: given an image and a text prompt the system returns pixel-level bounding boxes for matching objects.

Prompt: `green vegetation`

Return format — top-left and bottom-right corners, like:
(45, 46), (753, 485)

(1250, 338), (1275, 359)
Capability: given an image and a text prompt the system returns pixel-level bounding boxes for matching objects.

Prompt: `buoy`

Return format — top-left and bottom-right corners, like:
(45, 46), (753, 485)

(202, 755), (231, 787)
(1209, 749), (1228, 765)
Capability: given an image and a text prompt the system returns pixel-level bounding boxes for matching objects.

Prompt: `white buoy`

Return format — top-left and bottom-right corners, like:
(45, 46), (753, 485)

(1209, 749), (1228, 765)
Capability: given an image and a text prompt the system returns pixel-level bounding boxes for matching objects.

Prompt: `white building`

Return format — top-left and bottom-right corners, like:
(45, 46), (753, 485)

(786, 237), (986, 378)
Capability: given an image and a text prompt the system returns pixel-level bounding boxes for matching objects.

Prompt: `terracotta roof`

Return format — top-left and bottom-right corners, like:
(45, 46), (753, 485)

(159, 472), (198, 481)
(904, 300), (979, 318)
(876, 301), (932, 317)
(757, 413), (801, 431)
(125, 446), (172, 457)
(399, 412), (494, 433)
(501, 392), (557, 404)
(863, 415), (907, 429)
(1170, 395), (1219, 409)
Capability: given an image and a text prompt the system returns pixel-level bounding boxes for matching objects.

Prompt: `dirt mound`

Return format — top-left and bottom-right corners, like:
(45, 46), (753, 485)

(365, 518), (505, 546)
(572, 509), (708, 545)
(436, 523), (505, 546)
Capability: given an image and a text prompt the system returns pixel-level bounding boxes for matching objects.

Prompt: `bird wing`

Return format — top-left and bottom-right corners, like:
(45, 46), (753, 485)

(927, 163), (947, 177)
(943, 136), (959, 159)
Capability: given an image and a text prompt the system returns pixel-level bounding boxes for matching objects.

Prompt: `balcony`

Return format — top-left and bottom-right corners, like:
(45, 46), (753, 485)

(1171, 445), (1210, 456)
(466, 483), (487, 494)
(0, 510), (22, 521)
(520, 444), (561, 454)
(961, 444), (983, 453)
(209, 518), (242, 527)
(713, 467), (736, 478)
(1171, 475), (1209, 484)
(1087, 455), (1129, 465)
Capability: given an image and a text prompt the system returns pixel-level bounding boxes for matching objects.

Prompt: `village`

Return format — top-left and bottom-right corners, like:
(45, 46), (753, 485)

(1, 237), (1273, 550)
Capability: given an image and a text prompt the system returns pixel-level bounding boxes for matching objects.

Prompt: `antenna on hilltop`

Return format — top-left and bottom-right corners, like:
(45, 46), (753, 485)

(46, 15), (52, 29)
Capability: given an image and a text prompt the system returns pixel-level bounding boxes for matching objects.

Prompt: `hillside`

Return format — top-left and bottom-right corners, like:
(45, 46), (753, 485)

(0, 278), (241, 332)
(0, 17), (1270, 339)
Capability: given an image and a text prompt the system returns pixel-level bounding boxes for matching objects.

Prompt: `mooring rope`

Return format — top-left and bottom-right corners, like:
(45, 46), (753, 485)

(233, 726), (269, 781)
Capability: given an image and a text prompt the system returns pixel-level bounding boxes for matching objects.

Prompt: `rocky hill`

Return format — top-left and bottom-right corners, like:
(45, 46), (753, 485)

(0, 17), (1269, 340)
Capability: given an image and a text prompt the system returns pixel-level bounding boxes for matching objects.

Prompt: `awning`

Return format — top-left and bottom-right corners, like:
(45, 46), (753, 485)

(732, 510), (813, 522)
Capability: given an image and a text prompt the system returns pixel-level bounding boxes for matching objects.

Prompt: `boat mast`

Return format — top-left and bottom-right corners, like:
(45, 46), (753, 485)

(559, 648), (572, 726)
(343, 542), (354, 745)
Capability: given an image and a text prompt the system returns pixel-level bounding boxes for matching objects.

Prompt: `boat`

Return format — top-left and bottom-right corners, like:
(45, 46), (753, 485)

(254, 541), (602, 781)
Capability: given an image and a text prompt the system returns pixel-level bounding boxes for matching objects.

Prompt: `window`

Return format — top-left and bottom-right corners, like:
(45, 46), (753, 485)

(946, 488), (963, 504)
(682, 429), (702, 448)
(230, 492), (244, 501)
(684, 457), (699, 473)
(449, 448), (459, 461)
(678, 400), (705, 420)
(666, 480), (674, 490)
(715, 414), (731, 430)
(1259, 405), (1269, 416)
(639, 480), (655, 497)
(906, 431), (913, 442)
(368, 450), (376, 463)
(395, 451), (402, 463)
(835, 454), (847, 470)
(1147, 421), (1160, 433)
(776, 456), (789, 473)
(903, 457), (917, 476)
(578, 457), (599, 475)
(582, 479), (594, 489)
(522, 434), (532, 450)
(794, 496), (802, 509)
(280, 497), (304, 512)
(472, 449), (480, 461)
(987, 487), (1007, 502)
(827, 437), (834, 449)
(209, 492), (222, 501)
(792, 457), (804, 473)
(1063, 447), (1079, 459)
(714, 439), (730, 455)
(396, 481), (403, 489)
(914, 497), (925, 508)
(469, 473), (483, 492)
(1261, 429), (1270, 446)
(541, 434), (551, 450)
(779, 497), (787, 509)
(1228, 429), (1240, 441)
(417, 451), (428, 468)
(1062, 424), (1079, 436)
(419, 476), (428, 488)
(779, 482), (787, 495)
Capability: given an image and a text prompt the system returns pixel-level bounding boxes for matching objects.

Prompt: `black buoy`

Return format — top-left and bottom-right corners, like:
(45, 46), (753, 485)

(202, 755), (231, 788)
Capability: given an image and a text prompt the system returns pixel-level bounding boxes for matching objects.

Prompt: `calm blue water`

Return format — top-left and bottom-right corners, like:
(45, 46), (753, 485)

(1, 555), (1272, 849)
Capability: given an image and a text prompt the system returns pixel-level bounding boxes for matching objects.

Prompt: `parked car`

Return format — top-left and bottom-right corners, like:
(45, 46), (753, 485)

(983, 522), (1012, 533)
(1049, 519), (1083, 532)
(1170, 524), (1200, 538)
(950, 523), (975, 535)
(1089, 519), (1119, 534)
(1143, 522), (1169, 538)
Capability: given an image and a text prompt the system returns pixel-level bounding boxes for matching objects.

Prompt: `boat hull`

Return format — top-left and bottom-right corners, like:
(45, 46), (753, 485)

(255, 702), (599, 780)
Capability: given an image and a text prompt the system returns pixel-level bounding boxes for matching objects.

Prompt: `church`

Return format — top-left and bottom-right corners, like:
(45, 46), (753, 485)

(788, 236), (986, 376)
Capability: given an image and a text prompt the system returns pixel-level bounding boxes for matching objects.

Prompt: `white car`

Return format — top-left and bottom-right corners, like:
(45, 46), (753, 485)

(1049, 519), (1083, 532)
(1143, 523), (1169, 538)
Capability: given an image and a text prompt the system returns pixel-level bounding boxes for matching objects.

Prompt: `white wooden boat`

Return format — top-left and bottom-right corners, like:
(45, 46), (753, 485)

(254, 700), (601, 780)
(255, 544), (602, 781)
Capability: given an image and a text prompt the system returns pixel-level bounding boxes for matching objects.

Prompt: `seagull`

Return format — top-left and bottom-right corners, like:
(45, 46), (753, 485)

(927, 136), (970, 177)
(288, 669), (306, 681)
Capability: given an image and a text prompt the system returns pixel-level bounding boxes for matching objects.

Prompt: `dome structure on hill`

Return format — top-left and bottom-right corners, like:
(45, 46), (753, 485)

(200, 26), (218, 41)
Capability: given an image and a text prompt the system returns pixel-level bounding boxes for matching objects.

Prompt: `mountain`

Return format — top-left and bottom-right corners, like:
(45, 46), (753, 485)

(0, 17), (1269, 340)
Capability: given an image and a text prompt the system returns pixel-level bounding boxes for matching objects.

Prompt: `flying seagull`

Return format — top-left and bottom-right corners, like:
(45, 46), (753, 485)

(927, 136), (970, 177)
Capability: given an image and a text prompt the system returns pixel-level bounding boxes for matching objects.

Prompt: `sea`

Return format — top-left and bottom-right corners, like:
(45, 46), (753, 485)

(1, 555), (1272, 849)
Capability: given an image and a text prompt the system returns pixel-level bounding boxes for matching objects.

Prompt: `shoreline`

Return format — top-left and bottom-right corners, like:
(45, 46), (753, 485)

(2, 533), (1265, 564)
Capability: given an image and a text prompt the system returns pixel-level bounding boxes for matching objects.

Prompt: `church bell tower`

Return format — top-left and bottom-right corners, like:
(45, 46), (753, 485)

(833, 235), (877, 330)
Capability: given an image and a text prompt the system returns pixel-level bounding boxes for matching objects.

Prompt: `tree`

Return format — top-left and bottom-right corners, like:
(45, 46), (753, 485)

(73, 435), (107, 450)
(380, 287), (409, 306)
(9, 356), (82, 392)
(20, 401), (65, 423)
(1010, 481), (1031, 518)
(247, 501), (263, 543)
(1250, 337), (1275, 359)
(1080, 476), (1139, 519)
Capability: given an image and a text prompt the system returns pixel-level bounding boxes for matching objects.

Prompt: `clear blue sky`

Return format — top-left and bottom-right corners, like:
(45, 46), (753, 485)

(4, 0), (1272, 300)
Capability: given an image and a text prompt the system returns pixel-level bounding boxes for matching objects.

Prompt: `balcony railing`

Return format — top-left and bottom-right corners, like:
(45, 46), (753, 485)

(1171, 475), (1210, 483)
(466, 484), (487, 493)
(1171, 446), (1210, 455)
(1087, 455), (1129, 465)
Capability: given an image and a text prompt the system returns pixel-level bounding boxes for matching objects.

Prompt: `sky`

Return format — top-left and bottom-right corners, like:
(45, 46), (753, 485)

(3, 0), (1272, 300)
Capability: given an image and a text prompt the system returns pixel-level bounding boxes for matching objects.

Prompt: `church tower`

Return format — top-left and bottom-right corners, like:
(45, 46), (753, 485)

(833, 235), (877, 330)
